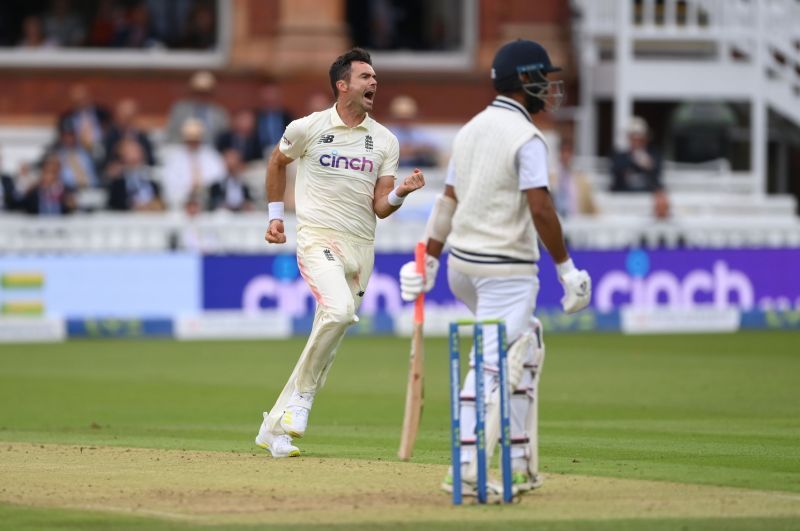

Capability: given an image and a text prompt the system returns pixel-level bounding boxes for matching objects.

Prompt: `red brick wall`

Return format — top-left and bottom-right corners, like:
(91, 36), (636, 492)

(0, 0), (570, 128)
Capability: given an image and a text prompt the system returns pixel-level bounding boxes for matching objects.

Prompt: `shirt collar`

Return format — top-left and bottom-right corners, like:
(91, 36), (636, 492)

(490, 95), (532, 123)
(329, 103), (371, 130)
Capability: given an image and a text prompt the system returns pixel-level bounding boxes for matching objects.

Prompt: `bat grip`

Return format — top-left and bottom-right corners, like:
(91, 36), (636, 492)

(414, 241), (425, 324)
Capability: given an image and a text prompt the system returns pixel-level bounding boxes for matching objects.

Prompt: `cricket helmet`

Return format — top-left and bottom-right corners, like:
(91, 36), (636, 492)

(491, 39), (564, 112)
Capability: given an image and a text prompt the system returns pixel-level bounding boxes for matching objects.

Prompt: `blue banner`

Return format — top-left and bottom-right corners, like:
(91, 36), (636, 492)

(202, 248), (800, 318)
(66, 318), (174, 338)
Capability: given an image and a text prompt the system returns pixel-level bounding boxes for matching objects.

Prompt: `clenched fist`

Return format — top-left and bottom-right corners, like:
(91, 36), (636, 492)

(396, 168), (425, 197)
(265, 219), (287, 244)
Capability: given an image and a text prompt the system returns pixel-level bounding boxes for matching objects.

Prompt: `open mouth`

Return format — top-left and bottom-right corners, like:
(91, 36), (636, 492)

(364, 90), (375, 103)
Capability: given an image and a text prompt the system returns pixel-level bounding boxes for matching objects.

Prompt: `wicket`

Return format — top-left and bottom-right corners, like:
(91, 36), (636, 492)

(448, 319), (513, 504)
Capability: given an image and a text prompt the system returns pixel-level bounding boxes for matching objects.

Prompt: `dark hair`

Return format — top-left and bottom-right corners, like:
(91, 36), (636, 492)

(329, 47), (372, 99)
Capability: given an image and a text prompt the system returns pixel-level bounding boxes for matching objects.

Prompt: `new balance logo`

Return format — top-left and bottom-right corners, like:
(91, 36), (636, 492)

(323, 248), (335, 261)
(318, 134), (335, 144)
(364, 135), (373, 151)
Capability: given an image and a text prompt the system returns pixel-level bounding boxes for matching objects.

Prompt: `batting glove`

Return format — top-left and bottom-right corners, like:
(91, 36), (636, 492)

(399, 255), (439, 302)
(557, 259), (592, 314)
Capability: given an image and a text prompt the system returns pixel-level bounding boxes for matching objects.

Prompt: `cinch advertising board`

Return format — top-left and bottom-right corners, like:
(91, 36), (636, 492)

(203, 248), (800, 316)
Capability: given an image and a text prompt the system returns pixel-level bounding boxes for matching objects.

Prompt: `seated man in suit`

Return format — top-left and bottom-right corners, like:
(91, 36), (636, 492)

(207, 149), (253, 212)
(215, 109), (262, 163)
(106, 139), (164, 212)
(610, 116), (670, 219)
(21, 155), (76, 215)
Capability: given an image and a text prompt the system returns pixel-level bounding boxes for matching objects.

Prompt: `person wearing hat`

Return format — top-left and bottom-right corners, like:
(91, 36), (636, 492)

(165, 70), (230, 144)
(387, 95), (440, 167)
(611, 116), (671, 219)
(398, 39), (592, 498)
(162, 118), (224, 210)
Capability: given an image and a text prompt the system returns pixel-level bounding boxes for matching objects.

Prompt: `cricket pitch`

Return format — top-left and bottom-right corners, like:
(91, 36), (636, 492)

(2, 442), (800, 527)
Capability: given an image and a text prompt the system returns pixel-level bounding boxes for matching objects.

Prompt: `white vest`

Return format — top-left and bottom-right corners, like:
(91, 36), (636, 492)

(447, 97), (545, 277)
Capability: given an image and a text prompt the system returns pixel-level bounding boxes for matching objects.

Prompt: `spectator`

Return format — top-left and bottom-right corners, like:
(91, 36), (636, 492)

(165, 70), (229, 144)
(111, 2), (160, 49)
(59, 83), (111, 159)
(42, 0), (86, 47)
(17, 15), (57, 48)
(255, 82), (293, 153)
(21, 155), (76, 215)
(163, 118), (224, 210)
(550, 139), (597, 218)
(610, 116), (670, 219)
(106, 139), (164, 212)
(86, 0), (124, 47)
(387, 95), (440, 167)
(147, 0), (192, 47)
(207, 149), (253, 212)
(1, 155), (20, 211)
(178, 190), (220, 252)
(215, 109), (262, 163)
(179, 2), (217, 50)
(49, 121), (99, 190)
(103, 98), (156, 170)
(306, 91), (332, 114)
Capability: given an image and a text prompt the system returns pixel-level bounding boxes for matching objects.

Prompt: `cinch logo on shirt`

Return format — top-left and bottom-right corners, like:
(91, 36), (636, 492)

(319, 153), (374, 173)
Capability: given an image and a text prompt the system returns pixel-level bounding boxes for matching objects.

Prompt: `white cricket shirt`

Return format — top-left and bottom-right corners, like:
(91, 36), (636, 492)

(279, 105), (399, 242)
(446, 96), (548, 276)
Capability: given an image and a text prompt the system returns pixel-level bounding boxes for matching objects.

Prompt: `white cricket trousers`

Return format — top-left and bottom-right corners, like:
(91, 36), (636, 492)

(264, 227), (374, 434)
(448, 266), (540, 463)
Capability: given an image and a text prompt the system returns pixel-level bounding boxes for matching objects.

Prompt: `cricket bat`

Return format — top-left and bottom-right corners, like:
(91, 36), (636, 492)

(398, 242), (426, 461)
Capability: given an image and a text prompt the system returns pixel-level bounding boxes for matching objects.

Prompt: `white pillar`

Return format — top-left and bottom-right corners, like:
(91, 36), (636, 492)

(614, 0), (634, 151)
(751, 0), (767, 196)
(578, 26), (597, 158)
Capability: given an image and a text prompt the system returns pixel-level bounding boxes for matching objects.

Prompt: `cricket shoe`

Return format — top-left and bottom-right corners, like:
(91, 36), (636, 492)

(255, 412), (300, 458)
(280, 391), (313, 438)
(512, 471), (543, 493)
(440, 467), (517, 502)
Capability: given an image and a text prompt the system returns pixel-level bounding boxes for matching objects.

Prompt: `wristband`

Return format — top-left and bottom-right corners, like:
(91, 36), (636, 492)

(268, 201), (284, 221)
(387, 187), (405, 207)
(556, 258), (576, 277)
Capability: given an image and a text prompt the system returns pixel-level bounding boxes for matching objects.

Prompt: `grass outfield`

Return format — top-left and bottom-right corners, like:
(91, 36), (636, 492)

(0, 331), (799, 529)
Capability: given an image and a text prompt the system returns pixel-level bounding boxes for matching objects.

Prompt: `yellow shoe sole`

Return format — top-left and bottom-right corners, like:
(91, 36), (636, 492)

(255, 441), (300, 457)
(281, 411), (305, 439)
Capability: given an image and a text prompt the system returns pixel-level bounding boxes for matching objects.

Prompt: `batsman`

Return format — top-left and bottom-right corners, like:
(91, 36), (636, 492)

(399, 39), (592, 495)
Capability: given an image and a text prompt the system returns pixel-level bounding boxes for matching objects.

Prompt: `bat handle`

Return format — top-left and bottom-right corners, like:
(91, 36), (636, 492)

(414, 241), (425, 325)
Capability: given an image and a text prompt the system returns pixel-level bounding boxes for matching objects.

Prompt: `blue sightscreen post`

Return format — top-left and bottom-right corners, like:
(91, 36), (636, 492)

(498, 321), (513, 503)
(474, 323), (487, 504)
(448, 322), (462, 505)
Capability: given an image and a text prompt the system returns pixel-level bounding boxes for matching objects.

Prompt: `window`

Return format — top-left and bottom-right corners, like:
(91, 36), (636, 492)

(0, 0), (229, 69)
(345, 0), (477, 71)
